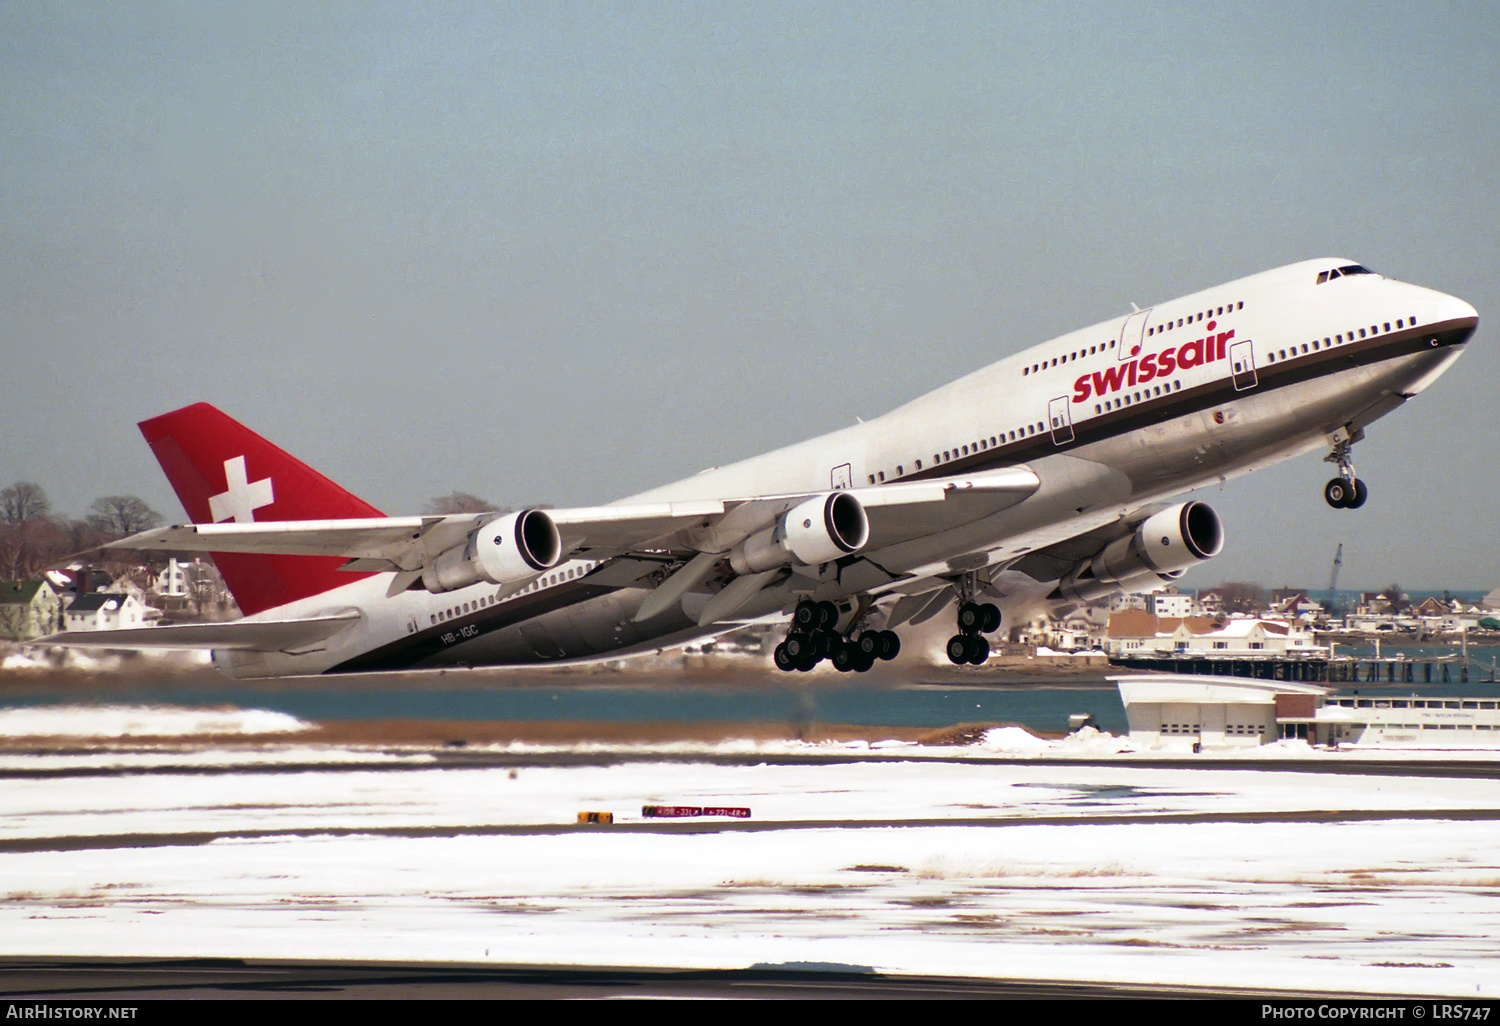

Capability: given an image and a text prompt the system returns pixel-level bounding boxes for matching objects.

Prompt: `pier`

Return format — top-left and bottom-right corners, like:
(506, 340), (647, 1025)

(1110, 655), (1485, 684)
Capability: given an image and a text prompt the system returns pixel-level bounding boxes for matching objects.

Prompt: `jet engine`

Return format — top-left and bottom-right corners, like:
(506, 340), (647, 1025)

(1053, 501), (1224, 603)
(421, 509), (563, 594)
(728, 492), (870, 575)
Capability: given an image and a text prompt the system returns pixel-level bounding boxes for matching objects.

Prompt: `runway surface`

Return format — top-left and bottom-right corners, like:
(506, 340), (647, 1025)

(2, 719), (1499, 998)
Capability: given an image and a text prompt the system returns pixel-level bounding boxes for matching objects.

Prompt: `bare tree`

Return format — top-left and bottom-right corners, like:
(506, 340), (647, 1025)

(423, 492), (506, 515)
(0, 517), (68, 580)
(0, 482), (49, 524)
(86, 496), (164, 537)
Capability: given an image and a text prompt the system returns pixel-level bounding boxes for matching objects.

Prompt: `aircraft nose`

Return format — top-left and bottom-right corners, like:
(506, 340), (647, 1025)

(1434, 291), (1478, 329)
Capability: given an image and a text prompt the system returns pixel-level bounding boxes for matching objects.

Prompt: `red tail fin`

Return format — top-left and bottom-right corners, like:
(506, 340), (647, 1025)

(139, 403), (384, 616)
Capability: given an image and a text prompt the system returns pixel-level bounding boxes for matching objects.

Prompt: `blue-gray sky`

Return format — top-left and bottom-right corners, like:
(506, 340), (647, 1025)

(3, 2), (1496, 591)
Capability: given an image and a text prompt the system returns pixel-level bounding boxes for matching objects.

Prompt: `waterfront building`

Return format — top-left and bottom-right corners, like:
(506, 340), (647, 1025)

(1116, 675), (1500, 750)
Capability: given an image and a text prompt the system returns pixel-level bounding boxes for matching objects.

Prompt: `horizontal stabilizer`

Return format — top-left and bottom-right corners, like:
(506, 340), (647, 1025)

(40, 612), (360, 652)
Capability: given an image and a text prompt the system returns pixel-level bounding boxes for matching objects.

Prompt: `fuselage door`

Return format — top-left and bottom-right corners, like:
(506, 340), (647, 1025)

(830, 463), (853, 490)
(1118, 308), (1152, 362)
(1048, 396), (1075, 445)
(1229, 340), (1258, 391)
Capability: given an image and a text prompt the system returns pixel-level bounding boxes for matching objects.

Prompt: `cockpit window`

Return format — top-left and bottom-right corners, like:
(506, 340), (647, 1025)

(1316, 264), (1375, 285)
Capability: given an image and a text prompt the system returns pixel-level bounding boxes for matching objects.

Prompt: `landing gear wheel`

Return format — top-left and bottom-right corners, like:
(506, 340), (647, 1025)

(773, 643), (797, 672)
(947, 634), (974, 665)
(817, 601), (839, 629)
(831, 642), (856, 672)
(1349, 478), (1369, 509)
(878, 630), (901, 660)
(957, 602), (985, 634)
(784, 631), (816, 662)
(793, 602), (820, 631)
(966, 635), (990, 665)
(1324, 478), (1354, 508)
(980, 603), (1001, 633)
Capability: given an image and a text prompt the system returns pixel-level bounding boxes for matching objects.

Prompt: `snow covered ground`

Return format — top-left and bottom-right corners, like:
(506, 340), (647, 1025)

(1, 706), (1498, 997)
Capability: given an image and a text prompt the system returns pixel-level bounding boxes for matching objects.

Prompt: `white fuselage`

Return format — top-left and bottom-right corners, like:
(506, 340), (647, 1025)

(214, 259), (1477, 677)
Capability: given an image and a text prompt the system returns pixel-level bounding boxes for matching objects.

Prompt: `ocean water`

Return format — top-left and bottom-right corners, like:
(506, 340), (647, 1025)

(0, 678), (1129, 737)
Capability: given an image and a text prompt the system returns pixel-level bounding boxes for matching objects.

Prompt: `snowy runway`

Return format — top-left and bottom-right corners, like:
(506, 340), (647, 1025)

(2, 716), (1498, 997)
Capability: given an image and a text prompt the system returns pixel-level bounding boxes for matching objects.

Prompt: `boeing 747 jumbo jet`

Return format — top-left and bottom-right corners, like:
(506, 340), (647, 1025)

(52, 258), (1477, 677)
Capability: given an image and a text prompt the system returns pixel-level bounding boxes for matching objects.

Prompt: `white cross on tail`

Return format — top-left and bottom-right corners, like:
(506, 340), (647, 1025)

(208, 456), (274, 523)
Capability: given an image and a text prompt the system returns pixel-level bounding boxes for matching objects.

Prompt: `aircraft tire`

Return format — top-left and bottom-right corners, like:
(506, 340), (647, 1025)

(773, 643), (797, 672)
(793, 602), (820, 630)
(852, 647), (876, 672)
(947, 634), (973, 664)
(966, 635), (990, 665)
(1324, 478), (1352, 508)
(784, 632), (815, 661)
(817, 601), (839, 629)
(879, 630), (901, 660)
(980, 603), (1001, 633)
(856, 632), (882, 658)
(957, 602), (984, 634)
(1350, 479), (1369, 508)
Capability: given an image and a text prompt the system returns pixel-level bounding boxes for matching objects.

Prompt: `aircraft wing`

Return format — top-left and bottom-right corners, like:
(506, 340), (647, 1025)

(104, 502), (728, 571)
(102, 468), (1040, 570)
(38, 612), (361, 652)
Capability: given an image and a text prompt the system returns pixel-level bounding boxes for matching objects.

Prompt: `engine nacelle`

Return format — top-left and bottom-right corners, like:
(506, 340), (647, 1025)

(1054, 501), (1223, 603)
(729, 492), (870, 575)
(421, 509), (563, 594)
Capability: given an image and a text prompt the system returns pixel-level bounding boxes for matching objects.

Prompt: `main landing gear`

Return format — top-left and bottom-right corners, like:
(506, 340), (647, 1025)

(947, 602), (1000, 664)
(1323, 432), (1369, 510)
(947, 594), (1002, 666)
(773, 600), (900, 674)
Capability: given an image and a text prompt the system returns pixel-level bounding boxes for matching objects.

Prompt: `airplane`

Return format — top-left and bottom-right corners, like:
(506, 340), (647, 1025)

(49, 257), (1477, 678)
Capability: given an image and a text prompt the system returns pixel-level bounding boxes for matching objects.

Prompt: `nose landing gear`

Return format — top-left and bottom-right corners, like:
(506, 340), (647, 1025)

(1323, 430), (1369, 509)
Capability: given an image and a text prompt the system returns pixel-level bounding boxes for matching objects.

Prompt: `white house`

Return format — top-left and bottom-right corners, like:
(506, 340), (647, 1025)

(65, 593), (150, 632)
